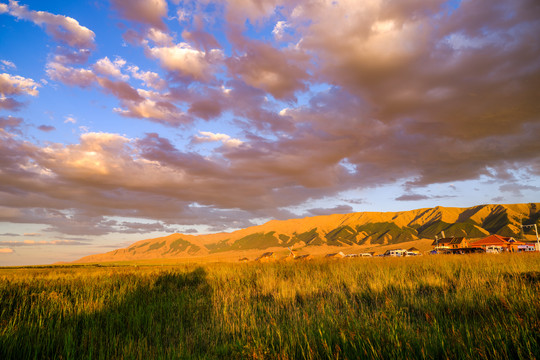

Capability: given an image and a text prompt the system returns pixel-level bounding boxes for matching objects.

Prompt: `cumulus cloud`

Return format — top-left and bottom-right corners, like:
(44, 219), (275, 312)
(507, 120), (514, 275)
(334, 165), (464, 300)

(97, 78), (143, 102)
(272, 21), (289, 40)
(45, 59), (189, 126)
(148, 42), (223, 82)
(193, 131), (244, 148)
(146, 27), (173, 46)
(6, 0), (95, 49)
(111, 0), (168, 29)
(46, 62), (96, 87)
(93, 57), (129, 80)
(127, 65), (167, 90)
(0, 73), (40, 96)
(226, 40), (309, 100)
(114, 99), (190, 126)
(0, 116), (23, 133)
(221, 0), (289, 24)
(295, 0), (540, 140)
(181, 30), (221, 52)
(52, 48), (91, 65)
(0, 128), (351, 234)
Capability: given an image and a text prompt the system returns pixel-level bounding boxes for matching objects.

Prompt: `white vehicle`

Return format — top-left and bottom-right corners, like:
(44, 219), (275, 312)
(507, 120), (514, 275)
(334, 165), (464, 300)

(383, 249), (407, 257)
(517, 245), (536, 252)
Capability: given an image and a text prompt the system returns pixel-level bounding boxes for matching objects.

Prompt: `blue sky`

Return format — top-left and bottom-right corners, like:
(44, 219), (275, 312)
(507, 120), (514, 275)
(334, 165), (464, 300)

(0, 0), (539, 265)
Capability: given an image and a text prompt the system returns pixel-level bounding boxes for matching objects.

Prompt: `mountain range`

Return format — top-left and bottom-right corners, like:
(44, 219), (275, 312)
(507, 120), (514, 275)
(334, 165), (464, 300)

(74, 203), (540, 263)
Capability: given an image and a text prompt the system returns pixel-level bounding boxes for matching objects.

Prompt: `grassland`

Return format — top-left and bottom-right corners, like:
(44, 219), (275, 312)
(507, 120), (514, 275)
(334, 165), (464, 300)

(1, 254), (539, 359)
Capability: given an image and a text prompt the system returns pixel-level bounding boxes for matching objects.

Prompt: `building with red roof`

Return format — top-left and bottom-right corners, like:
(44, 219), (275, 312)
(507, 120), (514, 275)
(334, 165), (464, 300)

(470, 235), (524, 252)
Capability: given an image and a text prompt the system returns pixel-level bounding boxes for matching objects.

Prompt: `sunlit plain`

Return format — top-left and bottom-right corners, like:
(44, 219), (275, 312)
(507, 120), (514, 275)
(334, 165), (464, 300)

(1, 253), (538, 359)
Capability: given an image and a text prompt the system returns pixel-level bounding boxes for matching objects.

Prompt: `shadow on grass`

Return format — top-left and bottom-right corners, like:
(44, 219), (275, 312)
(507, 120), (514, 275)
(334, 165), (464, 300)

(0, 267), (213, 359)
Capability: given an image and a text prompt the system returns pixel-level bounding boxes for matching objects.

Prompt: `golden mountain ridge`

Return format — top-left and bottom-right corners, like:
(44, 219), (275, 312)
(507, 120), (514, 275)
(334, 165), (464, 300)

(74, 203), (539, 263)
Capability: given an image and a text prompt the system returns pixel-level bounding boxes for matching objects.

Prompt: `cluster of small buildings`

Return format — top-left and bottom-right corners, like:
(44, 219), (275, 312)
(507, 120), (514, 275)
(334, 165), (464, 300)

(378, 235), (539, 257)
(241, 234), (539, 262)
(431, 234), (539, 254)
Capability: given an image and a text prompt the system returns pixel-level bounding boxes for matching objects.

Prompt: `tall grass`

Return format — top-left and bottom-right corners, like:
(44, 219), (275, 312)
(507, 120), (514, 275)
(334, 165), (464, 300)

(1, 254), (539, 359)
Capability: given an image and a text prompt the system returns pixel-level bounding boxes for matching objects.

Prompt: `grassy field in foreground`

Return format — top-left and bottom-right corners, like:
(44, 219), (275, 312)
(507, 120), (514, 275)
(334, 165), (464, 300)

(1, 254), (539, 359)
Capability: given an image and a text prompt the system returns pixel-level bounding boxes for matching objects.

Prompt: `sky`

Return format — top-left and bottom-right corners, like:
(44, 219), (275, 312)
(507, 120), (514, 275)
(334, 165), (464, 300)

(0, 0), (539, 265)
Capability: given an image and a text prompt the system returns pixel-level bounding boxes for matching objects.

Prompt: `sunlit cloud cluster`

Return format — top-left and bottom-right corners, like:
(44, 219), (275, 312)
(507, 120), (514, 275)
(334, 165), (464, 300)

(0, 0), (539, 244)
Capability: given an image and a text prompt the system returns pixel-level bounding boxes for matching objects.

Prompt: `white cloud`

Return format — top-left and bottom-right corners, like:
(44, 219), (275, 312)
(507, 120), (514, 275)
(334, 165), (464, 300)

(127, 65), (166, 90)
(148, 43), (223, 82)
(194, 131), (244, 148)
(176, 9), (189, 23)
(272, 21), (289, 40)
(46, 62), (96, 87)
(0, 60), (16, 70)
(6, 1), (95, 49)
(0, 73), (40, 96)
(147, 27), (173, 46)
(64, 115), (77, 124)
(93, 56), (129, 80)
(113, 98), (188, 125)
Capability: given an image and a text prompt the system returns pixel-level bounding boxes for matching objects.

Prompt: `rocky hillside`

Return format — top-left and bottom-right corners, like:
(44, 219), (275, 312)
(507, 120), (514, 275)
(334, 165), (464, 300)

(75, 203), (539, 263)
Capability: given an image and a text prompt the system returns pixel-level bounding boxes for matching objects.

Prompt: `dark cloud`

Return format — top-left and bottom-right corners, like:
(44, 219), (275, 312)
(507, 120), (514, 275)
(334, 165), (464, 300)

(52, 48), (91, 65)
(37, 125), (55, 132)
(0, 97), (23, 111)
(0, 240), (89, 246)
(306, 205), (354, 217)
(396, 193), (431, 202)
(0, 116), (23, 133)
(97, 78), (143, 102)
(499, 183), (540, 197)
(110, 0), (168, 30)
(226, 37), (310, 100)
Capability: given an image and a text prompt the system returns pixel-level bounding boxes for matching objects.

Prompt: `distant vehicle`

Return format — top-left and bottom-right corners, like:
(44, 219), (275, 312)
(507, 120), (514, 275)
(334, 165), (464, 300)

(359, 253), (373, 257)
(429, 249), (450, 255)
(405, 251), (420, 256)
(517, 245), (536, 252)
(383, 249), (407, 257)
